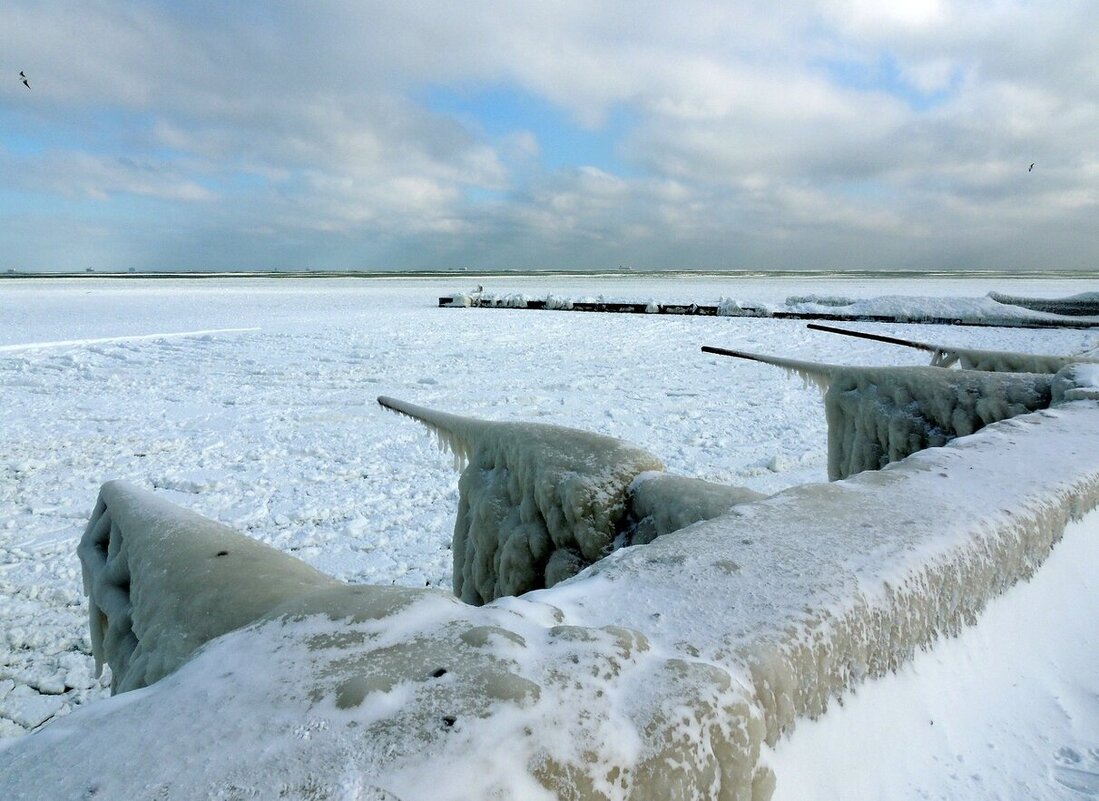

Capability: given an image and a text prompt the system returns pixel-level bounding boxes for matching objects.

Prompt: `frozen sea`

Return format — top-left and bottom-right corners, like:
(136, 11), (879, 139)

(2, 272), (1098, 797)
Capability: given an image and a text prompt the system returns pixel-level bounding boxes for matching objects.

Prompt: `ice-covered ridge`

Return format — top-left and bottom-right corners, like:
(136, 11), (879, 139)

(988, 290), (1099, 317)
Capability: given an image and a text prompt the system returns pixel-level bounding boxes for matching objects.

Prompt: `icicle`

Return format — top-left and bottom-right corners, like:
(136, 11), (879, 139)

(701, 346), (834, 394)
(377, 396), (475, 471)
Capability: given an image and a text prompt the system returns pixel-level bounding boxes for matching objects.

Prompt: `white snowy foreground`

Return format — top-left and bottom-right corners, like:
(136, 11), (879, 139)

(1, 275), (1098, 799)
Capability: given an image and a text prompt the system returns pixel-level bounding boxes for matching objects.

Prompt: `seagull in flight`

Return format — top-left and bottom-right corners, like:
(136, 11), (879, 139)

(1028, 162), (1035, 172)
(19, 70), (30, 89)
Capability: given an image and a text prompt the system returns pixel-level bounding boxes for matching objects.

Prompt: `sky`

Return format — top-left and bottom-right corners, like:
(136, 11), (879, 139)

(1, 1), (1097, 272)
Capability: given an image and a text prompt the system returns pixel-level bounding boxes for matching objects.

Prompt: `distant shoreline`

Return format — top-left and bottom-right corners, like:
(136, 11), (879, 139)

(2, 268), (1096, 281)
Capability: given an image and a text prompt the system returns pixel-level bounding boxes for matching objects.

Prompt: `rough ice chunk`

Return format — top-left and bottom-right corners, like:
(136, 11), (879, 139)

(378, 396), (665, 604)
(78, 480), (340, 693)
(627, 472), (767, 545)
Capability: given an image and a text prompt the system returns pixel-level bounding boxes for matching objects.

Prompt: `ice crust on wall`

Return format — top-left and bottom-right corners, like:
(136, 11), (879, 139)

(79, 480), (340, 692)
(927, 345), (1086, 373)
(7, 400), (1099, 800)
(378, 396), (665, 604)
(627, 472), (767, 545)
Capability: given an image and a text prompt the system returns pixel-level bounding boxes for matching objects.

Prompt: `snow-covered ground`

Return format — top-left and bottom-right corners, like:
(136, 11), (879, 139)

(1, 274), (1097, 796)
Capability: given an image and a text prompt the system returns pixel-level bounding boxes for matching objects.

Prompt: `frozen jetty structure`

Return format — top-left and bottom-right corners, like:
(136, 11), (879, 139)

(4, 366), (1099, 800)
(700, 344), (1094, 480)
(988, 290), (1099, 317)
(377, 396), (764, 604)
(441, 289), (1099, 329)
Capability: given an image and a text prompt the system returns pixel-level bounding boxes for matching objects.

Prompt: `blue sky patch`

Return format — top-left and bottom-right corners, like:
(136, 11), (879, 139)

(820, 53), (961, 112)
(420, 83), (635, 177)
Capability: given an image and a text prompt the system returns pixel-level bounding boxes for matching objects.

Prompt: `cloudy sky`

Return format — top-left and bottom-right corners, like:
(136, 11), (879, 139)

(1, 1), (1096, 271)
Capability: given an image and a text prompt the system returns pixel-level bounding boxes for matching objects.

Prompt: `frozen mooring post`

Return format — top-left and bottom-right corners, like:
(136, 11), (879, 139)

(806, 322), (1099, 374)
(5, 358), (1099, 800)
(377, 395), (764, 604)
(700, 344), (1092, 480)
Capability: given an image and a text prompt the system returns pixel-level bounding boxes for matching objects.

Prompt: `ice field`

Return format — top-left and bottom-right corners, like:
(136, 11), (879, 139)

(2, 273), (1099, 798)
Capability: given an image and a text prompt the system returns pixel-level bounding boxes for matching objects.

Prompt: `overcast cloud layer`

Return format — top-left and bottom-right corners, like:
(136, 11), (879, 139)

(1, 1), (1096, 271)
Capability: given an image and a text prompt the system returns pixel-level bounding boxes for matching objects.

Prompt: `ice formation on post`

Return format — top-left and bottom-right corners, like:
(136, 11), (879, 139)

(378, 396), (666, 604)
(823, 365), (1053, 480)
(379, 397), (768, 602)
(702, 346), (1054, 480)
(989, 290), (1099, 317)
(807, 322), (1097, 374)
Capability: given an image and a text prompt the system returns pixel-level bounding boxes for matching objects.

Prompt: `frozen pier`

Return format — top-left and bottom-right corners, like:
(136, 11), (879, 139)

(439, 291), (1099, 328)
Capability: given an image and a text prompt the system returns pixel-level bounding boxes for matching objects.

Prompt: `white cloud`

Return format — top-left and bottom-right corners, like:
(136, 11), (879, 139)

(0, 0), (1097, 269)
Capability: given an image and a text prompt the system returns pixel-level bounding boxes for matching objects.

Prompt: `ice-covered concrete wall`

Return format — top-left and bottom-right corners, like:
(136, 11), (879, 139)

(7, 401), (1099, 800)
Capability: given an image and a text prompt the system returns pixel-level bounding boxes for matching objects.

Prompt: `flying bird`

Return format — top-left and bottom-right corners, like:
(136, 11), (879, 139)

(20, 71), (30, 89)
(1028, 163), (1034, 172)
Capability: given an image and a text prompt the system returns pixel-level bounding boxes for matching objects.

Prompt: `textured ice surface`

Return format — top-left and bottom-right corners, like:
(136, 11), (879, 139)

(378, 396), (665, 604)
(79, 480), (340, 692)
(627, 472), (766, 545)
(824, 365), (1053, 480)
(707, 348), (1061, 480)
(927, 345), (1088, 373)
